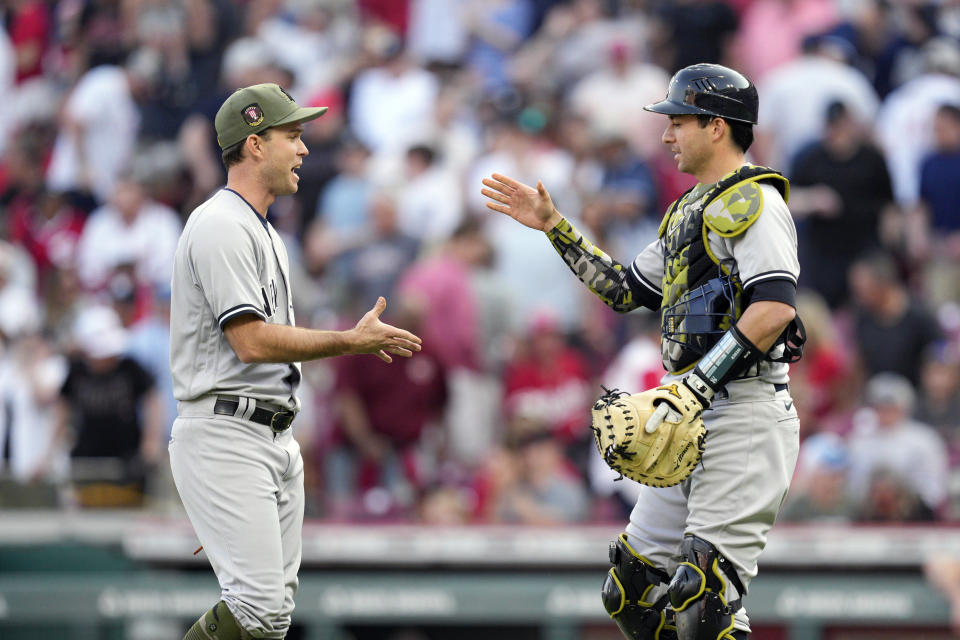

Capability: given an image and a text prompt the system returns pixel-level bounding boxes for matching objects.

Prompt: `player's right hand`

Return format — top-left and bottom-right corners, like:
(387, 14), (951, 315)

(481, 173), (562, 232)
(352, 297), (423, 363)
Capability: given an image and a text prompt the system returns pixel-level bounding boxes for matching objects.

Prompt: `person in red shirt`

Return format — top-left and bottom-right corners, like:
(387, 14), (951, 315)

(9, 0), (50, 83)
(503, 309), (592, 444)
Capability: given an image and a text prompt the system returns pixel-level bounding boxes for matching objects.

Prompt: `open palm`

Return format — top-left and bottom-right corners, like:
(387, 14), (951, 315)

(481, 173), (561, 232)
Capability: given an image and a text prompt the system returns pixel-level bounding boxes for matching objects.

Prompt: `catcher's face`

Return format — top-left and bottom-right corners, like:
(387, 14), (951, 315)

(662, 115), (712, 176)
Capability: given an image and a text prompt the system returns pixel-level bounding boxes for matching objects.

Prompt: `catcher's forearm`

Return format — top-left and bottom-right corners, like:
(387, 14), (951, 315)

(684, 301), (797, 403)
(546, 217), (653, 312)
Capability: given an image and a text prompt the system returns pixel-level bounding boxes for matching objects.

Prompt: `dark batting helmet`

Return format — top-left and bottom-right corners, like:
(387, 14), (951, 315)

(644, 63), (758, 125)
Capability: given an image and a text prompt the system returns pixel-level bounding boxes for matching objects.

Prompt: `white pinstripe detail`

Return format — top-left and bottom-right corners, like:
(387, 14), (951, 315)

(218, 305), (265, 329)
(742, 271), (796, 288)
(631, 261), (662, 294)
(240, 397), (255, 421)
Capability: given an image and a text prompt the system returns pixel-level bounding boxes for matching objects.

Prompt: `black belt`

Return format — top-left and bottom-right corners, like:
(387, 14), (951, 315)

(213, 395), (295, 432)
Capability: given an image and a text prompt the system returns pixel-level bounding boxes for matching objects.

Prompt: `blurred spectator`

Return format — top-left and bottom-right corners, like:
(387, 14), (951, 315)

(732, 0), (839, 83)
(756, 34), (879, 173)
(650, 0), (739, 72)
(125, 0), (223, 141)
(780, 433), (856, 522)
(114, 274), (176, 443)
(0, 332), (67, 507)
(0, 258), (61, 500)
(6, 189), (86, 293)
(907, 103), (960, 306)
(790, 100), (895, 308)
(348, 33), (438, 152)
(45, 47), (160, 203)
(332, 190), (420, 315)
(398, 220), (505, 467)
(568, 39), (671, 158)
(876, 37), (960, 205)
(874, 2), (942, 97)
(177, 36), (290, 209)
(847, 372), (948, 519)
(289, 89), (347, 239)
(44, 306), (163, 508)
(788, 291), (854, 432)
(914, 342), (960, 461)
(462, 0), (533, 92)
(503, 310), (592, 446)
(858, 467), (935, 522)
(9, 0), (50, 84)
(475, 430), (589, 525)
(74, 166), (182, 292)
(395, 144), (464, 244)
(468, 119), (581, 329)
(849, 250), (941, 385)
(255, 0), (360, 97)
(406, 0), (469, 67)
(305, 136), (375, 274)
(326, 304), (447, 519)
(510, 0), (647, 93)
(595, 134), (660, 253)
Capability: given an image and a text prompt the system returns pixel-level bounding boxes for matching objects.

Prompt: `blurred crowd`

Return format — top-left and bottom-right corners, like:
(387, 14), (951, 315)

(0, 0), (959, 528)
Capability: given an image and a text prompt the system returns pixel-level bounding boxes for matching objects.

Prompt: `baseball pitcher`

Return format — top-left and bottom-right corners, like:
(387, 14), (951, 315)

(169, 83), (422, 640)
(482, 64), (804, 640)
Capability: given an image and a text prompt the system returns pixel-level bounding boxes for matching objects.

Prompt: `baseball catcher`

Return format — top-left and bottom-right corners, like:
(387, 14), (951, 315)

(482, 62), (805, 640)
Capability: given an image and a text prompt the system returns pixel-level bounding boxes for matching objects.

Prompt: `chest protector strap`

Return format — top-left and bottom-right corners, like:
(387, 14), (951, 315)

(658, 166), (789, 373)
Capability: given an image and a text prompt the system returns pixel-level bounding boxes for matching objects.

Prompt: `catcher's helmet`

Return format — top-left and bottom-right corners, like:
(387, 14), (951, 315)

(644, 63), (758, 125)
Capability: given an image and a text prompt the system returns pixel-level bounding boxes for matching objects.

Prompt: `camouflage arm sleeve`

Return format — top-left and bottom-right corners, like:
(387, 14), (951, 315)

(546, 217), (660, 313)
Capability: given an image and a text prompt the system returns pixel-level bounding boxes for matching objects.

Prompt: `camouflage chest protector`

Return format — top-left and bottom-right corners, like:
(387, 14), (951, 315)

(658, 165), (789, 374)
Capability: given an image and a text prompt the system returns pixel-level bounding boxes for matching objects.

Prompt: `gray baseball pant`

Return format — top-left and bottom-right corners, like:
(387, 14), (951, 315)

(624, 378), (800, 634)
(170, 397), (304, 639)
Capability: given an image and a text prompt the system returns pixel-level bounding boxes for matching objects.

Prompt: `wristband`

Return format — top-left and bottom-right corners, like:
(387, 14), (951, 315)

(687, 325), (764, 403)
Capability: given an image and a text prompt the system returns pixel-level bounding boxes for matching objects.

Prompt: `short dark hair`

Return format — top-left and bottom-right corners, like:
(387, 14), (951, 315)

(221, 129), (272, 169)
(937, 103), (960, 124)
(696, 114), (754, 153)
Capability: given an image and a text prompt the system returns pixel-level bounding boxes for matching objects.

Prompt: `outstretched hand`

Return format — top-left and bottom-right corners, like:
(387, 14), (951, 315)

(481, 173), (562, 232)
(352, 297), (422, 363)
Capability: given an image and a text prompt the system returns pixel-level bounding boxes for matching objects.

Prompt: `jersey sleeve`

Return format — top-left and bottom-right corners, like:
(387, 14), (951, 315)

(629, 239), (664, 302)
(728, 183), (800, 301)
(189, 217), (268, 330)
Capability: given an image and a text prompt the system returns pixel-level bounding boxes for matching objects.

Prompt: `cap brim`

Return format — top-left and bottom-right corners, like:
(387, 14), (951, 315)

(274, 106), (329, 128)
(643, 100), (705, 116)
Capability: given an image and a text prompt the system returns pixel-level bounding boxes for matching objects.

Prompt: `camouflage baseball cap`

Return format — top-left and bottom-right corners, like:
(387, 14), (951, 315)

(215, 83), (328, 150)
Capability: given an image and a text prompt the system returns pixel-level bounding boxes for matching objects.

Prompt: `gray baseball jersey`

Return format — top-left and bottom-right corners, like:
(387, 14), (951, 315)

(170, 188), (300, 411)
(169, 187), (306, 638)
(628, 181), (800, 383)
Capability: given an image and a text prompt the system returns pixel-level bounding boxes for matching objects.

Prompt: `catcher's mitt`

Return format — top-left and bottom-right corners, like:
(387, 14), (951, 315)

(591, 385), (706, 487)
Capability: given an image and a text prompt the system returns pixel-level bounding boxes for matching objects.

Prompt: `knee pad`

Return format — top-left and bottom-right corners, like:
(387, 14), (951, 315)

(601, 533), (675, 639)
(667, 536), (745, 640)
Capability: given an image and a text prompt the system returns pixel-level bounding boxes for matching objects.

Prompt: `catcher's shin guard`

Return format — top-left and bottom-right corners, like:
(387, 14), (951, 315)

(668, 536), (745, 640)
(602, 533), (675, 639)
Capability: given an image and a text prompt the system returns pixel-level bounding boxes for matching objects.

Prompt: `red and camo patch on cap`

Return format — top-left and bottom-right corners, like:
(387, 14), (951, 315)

(241, 103), (264, 127)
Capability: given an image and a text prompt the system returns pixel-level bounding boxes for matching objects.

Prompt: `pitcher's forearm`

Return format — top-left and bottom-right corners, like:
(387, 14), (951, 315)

(226, 320), (358, 363)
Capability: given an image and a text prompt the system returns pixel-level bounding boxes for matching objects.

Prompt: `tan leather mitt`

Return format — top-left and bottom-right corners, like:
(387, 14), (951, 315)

(591, 385), (706, 488)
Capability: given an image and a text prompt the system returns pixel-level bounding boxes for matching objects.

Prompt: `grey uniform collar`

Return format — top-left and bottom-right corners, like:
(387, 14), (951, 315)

(223, 188), (269, 230)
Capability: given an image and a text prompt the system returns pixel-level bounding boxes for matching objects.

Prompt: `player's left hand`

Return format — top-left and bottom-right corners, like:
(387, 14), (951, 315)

(352, 297), (423, 363)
